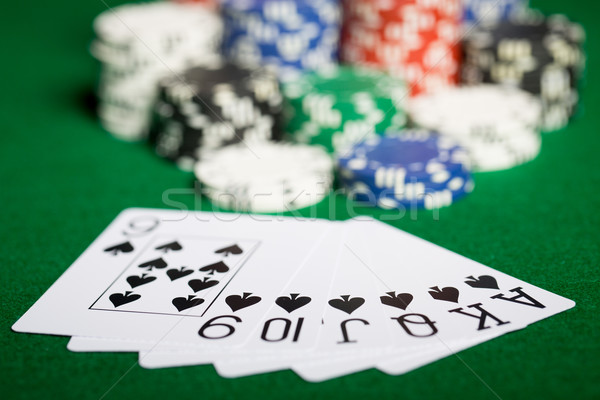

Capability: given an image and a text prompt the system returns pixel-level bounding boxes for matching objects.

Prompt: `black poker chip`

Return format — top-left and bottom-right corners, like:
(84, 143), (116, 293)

(149, 61), (284, 171)
(461, 12), (585, 131)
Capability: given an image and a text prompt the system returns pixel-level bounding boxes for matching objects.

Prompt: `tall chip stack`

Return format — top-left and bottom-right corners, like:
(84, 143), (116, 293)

(462, 0), (529, 28)
(151, 61), (284, 171)
(221, 0), (342, 82)
(282, 66), (408, 154)
(91, 2), (222, 141)
(461, 13), (586, 131)
(340, 0), (462, 96)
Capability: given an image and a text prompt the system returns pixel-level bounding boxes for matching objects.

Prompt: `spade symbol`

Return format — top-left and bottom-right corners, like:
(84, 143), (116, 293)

(155, 241), (182, 253)
(126, 273), (156, 288)
(188, 277), (219, 292)
(226, 292), (262, 312)
(275, 293), (311, 313)
(428, 286), (460, 303)
(328, 295), (365, 315)
(138, 257), (168, 271)
(214, 244), (243, 257)
(465, 275), (499, 290)
(380, 291), (413, 310)
(104, 241), (134, 255)
(199, 261), (229, 275)
(166, 267), (194, 281)
(109, 291), (141, 308)
(172, 295), (204, 312)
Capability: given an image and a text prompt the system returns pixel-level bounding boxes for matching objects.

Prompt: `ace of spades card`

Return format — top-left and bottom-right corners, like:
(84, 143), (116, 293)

(294, 218), (576, 381)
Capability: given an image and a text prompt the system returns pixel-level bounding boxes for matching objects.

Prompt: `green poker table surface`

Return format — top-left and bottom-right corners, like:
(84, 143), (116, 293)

(1, 0), (598, 399)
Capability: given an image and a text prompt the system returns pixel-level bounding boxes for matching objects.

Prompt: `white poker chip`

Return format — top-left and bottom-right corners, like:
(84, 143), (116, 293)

(409, 85), (542, 132)
(195, 142), (334, 212)
(91, 2), (223, 141)
(409, 85), (543, 172)
(203, 176), (332, 213)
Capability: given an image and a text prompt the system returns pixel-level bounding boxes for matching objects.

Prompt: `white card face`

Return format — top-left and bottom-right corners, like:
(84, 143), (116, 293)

(67, 336), (141, 352)
(67, 225), (344, 356)
(24, 213), (576, 382)
(292, 218), (577, 381)
(343, 218), (576, 349)
(184, 228), (345, 376)
(13, 208), (333, 344)
(91, 235), (259, 317)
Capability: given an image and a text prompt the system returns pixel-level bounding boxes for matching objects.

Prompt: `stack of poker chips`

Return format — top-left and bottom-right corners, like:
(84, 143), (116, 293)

(409, 85), (542, 172)
(340, 0), (462, 96)
(282, 66), (408, 154)
(337, 131), (474, 210)
(91, 2), (222, 141)
(461, 13), (586, 131)
(221, 0), (342, 82)
(151, 61), (284, 171)
(195, 142), (334, 213)
(462, 0), (529, 28)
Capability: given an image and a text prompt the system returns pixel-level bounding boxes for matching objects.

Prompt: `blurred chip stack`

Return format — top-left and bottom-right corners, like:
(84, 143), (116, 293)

(409, 85), (542, 172)
(91, 2), (222, 141)
(195, 142), (334, 212)
(461, 13), (586, 131)
(337, 131), (474, 210)
(340, 0), (462, 96)
(221, 0), (342, 82)
(462, 0), (529, 28)
(282, 66), (408, 154)
(152, 61), (284, 171)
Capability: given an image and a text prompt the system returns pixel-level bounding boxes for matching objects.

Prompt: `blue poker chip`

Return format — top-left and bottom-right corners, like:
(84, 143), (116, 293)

(344, 175), (475, 211)
(337, 130), (473, 210)
(462, 0), (528, 26)
(221, 0), (341, 80)
(339, 168), (472, 200)
(337, 130), (471, 183)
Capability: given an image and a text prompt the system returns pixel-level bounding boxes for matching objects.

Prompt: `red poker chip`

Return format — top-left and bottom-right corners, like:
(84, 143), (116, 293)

(340, 0), (461, 96)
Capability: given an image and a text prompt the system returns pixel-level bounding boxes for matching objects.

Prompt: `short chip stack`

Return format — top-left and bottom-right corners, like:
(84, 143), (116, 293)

(462, 0), (529, 28)
(282, 67), (408, 154)
(151, 61), (284, 171)
(221, 0), (342, 82)
(91, 2), (222, 141)
(340, 0), (461, 96)
(461, 13), (586, 131)
(410, 85), (542, 172)
(195, 142), (334, 212)
(337, 131), (473, 210)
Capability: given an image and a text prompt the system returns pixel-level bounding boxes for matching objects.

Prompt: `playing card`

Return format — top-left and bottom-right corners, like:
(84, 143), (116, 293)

(138, 225), (345, 371)
(293, 218), (576, 381)
(19, 212), (575, 383)
(13, 208), (334, 345)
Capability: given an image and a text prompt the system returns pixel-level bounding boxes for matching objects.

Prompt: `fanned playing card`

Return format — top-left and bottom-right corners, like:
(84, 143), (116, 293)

(14, 210), (575, 382)
(13, 209), (333, 345)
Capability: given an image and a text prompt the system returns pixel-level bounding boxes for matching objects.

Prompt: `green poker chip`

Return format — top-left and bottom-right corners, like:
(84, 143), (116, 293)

(282, 66), (409, 153)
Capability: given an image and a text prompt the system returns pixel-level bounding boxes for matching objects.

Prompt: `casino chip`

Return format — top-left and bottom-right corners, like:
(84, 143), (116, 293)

(461, 12), (586, 131)
(409, 85), (542, 172)
(195, 142), (333, 213)
(151, 61), (284, 172)
(282, 66), (408, 154)
(340, 0), (462, 96)
(91, 2), (222, 141)
(462, 0), (529, 28)
(337, 131), (473, 210)
(221, 0), (342, 82)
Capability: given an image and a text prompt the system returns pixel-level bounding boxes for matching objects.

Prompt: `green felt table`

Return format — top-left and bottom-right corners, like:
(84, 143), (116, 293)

(1, 0), (599, 399)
